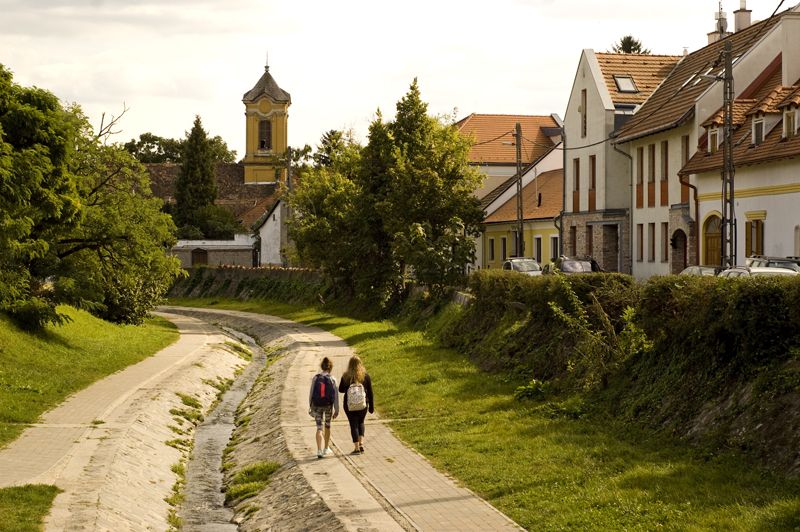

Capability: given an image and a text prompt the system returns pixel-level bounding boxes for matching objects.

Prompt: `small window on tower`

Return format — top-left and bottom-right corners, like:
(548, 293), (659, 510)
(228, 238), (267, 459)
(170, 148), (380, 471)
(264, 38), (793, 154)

(259, 120), (272, 150)
(613, 75), (638, 93)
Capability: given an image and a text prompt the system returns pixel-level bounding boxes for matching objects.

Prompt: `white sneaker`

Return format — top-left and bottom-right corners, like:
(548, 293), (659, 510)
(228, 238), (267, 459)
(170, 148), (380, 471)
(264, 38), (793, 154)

(323, 447), (333, 456)
(316, 449), (323, 459)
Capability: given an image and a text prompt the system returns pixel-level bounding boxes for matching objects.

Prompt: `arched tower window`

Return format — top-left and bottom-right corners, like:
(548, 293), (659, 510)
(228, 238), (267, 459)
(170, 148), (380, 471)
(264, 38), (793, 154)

(259, 119), (272, 150)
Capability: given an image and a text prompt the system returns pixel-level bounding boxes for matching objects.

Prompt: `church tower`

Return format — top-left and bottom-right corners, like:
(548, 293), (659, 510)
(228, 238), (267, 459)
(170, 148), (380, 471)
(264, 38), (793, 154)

(242, 63), (290, 184)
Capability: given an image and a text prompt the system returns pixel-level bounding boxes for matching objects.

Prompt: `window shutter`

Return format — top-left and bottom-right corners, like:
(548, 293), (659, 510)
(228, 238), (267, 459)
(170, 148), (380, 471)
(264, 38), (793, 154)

(745, 221), (752, 256)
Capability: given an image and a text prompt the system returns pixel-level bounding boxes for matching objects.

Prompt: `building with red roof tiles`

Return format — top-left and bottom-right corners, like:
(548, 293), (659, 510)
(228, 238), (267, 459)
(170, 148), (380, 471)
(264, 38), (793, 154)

(562, 49), (680, 273)
(613, 2), (800, 276)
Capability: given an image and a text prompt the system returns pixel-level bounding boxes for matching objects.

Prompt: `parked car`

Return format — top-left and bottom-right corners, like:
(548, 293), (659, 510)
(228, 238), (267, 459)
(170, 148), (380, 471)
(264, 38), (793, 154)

(679, 265), (720, 276)
(745, 255), (800, 272)
(543, 255), (603, 274)
(502, 257), (542, 276)
(718, 266), (799, 278)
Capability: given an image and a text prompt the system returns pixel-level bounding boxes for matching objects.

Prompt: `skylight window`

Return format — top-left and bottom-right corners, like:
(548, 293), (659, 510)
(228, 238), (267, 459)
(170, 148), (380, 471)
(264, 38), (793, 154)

(614, 75), (638, 93)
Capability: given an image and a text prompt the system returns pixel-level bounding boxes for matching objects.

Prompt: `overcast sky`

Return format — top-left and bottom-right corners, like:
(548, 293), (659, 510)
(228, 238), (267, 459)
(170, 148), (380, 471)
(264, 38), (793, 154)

(0, 0), (788, 157)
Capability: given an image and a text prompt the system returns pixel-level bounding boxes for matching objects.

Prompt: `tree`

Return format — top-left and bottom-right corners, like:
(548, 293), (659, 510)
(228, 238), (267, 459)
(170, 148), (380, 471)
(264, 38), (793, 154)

(124, 131), (236, 163)
(174, 116), (217, 227)
(0, 65), (182, 328)
(289, 80), (483, 305)
(612, 35), (651, 54)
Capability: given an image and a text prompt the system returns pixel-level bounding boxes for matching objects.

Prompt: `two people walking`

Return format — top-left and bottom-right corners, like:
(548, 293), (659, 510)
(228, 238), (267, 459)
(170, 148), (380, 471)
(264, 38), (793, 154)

(309, 355), (374, 458)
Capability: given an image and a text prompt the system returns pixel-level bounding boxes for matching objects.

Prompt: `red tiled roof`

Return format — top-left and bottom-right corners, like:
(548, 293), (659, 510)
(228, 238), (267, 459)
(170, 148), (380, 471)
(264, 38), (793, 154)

(484, 169), (563, 223)
(680, 88), (800, 176)
(702, 99), (756, 127)
(615, 8), (792, 143)
(748, 86), (797, 115)
(595, 53), (681, 106)
(456, 114), (558, 165)
(778, 85), (800, 108)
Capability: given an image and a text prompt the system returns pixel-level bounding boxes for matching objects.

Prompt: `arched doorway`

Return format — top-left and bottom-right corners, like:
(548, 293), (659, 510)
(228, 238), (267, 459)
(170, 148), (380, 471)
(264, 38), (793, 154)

(670, 229), (687, 273)
(191, 248), (208, 266)
(704, 215), (722, 266)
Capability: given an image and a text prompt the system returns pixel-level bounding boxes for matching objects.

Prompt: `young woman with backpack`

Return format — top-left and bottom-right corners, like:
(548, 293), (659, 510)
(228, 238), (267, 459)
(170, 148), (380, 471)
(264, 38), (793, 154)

(309, 357), (339, 459)
(339, 355), (374, 455)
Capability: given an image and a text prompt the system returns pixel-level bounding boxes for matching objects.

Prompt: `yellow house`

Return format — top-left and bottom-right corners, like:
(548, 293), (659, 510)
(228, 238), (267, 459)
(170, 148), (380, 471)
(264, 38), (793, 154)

(483, 168), (563, 268)
(242, 65), (291, 184)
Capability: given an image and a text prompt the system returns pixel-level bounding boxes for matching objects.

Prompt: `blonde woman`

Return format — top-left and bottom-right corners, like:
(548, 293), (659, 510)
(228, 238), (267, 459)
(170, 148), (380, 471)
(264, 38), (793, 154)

(338, 355), (374, 454)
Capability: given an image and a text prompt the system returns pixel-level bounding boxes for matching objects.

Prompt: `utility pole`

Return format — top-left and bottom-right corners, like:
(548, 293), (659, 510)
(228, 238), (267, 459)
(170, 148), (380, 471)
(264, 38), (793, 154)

(719, 6), (736, 268)
(515, 122), (524, 257)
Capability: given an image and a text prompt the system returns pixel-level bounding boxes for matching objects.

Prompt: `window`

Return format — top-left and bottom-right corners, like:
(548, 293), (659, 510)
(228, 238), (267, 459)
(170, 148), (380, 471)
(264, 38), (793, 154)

(745, 219), (764, 256)
(258, 119), (272, 150)
(581, 89), (587, 138)
(586, 226), (593, 256)
(708, 129), (719, 154)
(512, 230), (521, 257)
(489, 238), (495, 261)
(648, 223), (656, 262)
(569, 226), (577, 256)
(681, 135), (690, 165)
(785, 110), (797, 139)
(661, 222), (669, 262)
(573, 158), (580, 191)
(550, 236), (560, 261)
(648, 144), (656, 183)
(753, 118), (764, 145)
(636, 147), (644, 184)
(636, 224), (643, 262)
(589, 155), (596, 189)
(613, 75), (638, 93)
(795, 225), (800, 256)
(660, 141), (669, 181)
(534, 237), (542, 263)
(501, 237), (507, 261)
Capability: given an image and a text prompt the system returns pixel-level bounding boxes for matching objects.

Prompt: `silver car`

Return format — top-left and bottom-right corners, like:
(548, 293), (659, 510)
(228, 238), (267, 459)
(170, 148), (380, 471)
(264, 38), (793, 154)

(502, 258), (542, 276)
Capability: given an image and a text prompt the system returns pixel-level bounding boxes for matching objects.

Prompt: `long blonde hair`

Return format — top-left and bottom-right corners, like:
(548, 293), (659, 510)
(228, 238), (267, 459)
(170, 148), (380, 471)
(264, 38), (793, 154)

(343, 355), (365, 384)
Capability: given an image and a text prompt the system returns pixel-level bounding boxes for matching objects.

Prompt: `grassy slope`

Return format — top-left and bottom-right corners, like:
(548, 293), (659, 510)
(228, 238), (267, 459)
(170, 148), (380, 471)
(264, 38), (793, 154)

(0, 307), (178, 530)
(171, 297), (800, 531)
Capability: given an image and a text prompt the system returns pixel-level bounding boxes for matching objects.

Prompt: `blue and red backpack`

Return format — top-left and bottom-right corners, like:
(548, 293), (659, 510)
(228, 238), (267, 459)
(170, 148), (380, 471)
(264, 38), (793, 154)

(311, 374), (335, 406)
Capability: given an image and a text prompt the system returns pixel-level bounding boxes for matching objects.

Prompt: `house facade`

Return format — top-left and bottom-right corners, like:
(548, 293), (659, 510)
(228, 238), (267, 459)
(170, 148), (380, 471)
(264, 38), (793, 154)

(562, 50), (680, 273)
(615, 4), (800, 277)
(457, 113), (562, 268)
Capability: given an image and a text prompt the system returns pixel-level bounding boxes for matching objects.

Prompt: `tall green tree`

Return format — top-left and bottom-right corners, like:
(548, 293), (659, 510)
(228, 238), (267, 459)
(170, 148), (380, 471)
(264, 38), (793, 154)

(289, 80), (483, 304)
(174, 116), (217, 227)
(0, 65), (182, 328)
(612, 35), (651, 54)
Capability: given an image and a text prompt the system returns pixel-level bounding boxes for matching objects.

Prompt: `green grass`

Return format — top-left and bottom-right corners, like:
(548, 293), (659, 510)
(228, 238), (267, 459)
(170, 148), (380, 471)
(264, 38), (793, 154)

(0, 306), (178, 448)
(225, 461), (280, 504)
(170, 297), (800, 530)
(0, 306), (178, 530)
(0, 485), (60, 530)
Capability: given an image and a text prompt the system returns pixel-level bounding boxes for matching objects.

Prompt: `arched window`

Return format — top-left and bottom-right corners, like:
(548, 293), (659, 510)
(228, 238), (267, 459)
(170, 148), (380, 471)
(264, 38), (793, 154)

(794, 225), (800, 256)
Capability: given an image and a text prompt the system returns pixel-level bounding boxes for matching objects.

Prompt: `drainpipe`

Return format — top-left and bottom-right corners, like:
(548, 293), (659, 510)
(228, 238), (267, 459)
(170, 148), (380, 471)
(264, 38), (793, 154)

(612, 142), (633, 275)
(559, 130), (566, 257)
(679, 172), (701, 265)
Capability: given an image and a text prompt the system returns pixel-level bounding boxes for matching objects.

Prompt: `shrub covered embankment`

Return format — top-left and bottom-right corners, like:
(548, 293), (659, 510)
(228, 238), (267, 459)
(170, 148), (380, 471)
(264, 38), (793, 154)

(441, 271), (800, 475)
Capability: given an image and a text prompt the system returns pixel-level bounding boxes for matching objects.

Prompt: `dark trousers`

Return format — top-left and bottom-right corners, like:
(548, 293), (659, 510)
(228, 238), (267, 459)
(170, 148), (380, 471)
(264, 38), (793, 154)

(345, 408), (367, 443)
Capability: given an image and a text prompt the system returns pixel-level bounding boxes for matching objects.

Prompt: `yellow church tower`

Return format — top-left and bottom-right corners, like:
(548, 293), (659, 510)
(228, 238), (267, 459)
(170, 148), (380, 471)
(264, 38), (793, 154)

(242, 63), (290, 183)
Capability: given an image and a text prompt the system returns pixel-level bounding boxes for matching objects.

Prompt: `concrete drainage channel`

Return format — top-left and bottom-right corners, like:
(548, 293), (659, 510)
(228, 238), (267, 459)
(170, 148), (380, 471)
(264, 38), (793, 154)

(179, 327), (266, 531)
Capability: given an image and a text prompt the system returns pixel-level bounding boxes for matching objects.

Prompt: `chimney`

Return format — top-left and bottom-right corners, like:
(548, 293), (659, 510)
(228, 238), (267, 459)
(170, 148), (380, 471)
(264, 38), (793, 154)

(734, 0), (752, 32)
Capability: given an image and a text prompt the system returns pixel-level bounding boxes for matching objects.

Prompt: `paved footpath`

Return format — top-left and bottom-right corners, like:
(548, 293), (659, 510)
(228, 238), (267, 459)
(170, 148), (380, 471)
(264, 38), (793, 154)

(0, 313), (246, 531)
(165, 307), (524, 532)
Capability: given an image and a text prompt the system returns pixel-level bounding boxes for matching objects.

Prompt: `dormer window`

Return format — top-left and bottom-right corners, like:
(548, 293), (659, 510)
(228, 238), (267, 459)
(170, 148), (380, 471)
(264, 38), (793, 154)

(753, 118), (764, 145)
(613, 75), (638, 93)
(784, 109), (797, 139)
(708, 128), (719, 154)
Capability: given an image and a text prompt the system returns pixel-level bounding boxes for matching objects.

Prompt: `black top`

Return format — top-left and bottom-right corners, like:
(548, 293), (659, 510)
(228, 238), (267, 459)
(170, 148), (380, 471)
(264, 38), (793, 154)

(339, 373), (374, 414)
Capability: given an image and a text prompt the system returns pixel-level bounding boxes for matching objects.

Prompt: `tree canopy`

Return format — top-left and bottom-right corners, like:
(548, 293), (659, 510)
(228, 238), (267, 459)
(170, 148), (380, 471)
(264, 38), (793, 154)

(124, 131), (237, 164)
(0, 65), (182, 329)
(289, 80), (483, 306)
(611, 35), (651, 54)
